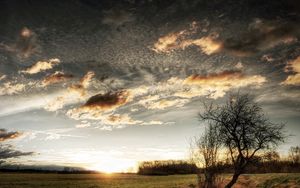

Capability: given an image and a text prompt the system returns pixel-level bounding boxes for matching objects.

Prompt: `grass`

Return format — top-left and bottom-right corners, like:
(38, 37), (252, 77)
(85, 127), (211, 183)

(0, 173), (299, 188)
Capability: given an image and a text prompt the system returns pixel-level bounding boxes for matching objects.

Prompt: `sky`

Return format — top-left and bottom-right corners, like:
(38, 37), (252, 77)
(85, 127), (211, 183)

(0, 0), (299, 173)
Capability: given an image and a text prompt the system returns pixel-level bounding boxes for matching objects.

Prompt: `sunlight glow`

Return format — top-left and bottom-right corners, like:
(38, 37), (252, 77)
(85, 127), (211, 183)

(88, 159), (137, 173)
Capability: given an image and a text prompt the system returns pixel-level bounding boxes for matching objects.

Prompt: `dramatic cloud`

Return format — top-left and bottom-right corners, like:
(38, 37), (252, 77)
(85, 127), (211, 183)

(82, 90), (130, 111)
(42, 71), (74, 86)
(179, 70), (266, 99)
(66, 90), (131, 120)
(44, 71), (95, 112)
(0, 27), (39, 58)
(221, 19), (299, 56)
(0, 145), (33, 160)
(21, 58), (60, 74)
(0, 129), (22, 142)
(153, 22), (221, 55)
(154, 19), (299, 57)
(281, 56), (300, 86)
(0, 82), (25, 96)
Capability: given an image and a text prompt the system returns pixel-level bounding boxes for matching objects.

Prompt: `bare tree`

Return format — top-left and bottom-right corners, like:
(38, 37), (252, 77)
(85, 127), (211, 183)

(199, 93), (285, 188)
(289, 146), (300, 164)
(263, 150), (280, 162)
(190, 124), (222, 188)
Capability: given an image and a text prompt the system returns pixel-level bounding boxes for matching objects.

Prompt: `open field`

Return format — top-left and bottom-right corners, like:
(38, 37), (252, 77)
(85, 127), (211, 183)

(0, 173), (299, 188)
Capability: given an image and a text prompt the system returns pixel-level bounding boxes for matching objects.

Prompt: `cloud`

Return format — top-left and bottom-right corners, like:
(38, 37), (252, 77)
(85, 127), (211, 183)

(138, 95), (189, 110)
(221, 19), (299, 56)
(67, 71), (95, 97)
(79, 71), (95, 88)
(44, 96), (65, 112)
(0, 75), (6, 81)
(26, 128), (84, 141)
(67, 90), (131, 120)
(0, 144), (33, 160)
(75, 121), (91, 128)
(0, 82), (26, 96)
(43, 71), (95, 112)
(21, 58), (60, 74)
(0, 129), (22, 142)
(82, 90), (130, 111)
(102, 114), (142, 126)
(179, 70), (266, 99)
(153, 19), (299, 57)
(281, 56), (300, 86)
(152, 22), (222, 55)
(42, 71), (74, 86)
(102, 9), (134, 26)
(0, 27), (39, 59)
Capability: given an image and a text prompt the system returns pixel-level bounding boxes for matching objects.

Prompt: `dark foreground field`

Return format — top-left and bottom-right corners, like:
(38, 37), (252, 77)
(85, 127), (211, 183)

(0, 173), (299, 188)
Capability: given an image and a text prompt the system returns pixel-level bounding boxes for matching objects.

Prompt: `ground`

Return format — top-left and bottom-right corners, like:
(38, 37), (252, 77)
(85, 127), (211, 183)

(0, 173), (299, 188)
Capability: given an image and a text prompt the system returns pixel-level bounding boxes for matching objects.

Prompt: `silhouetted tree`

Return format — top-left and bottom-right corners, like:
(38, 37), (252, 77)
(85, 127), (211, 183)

(199, 93), (285, 188)
(262, 150), (280, 162)
(190, 124), (222, 188)
(289, 146), (300, 164)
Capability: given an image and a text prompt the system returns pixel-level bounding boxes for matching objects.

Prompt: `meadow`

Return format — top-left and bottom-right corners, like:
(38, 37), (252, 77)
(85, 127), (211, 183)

(0, 173), (299, 188)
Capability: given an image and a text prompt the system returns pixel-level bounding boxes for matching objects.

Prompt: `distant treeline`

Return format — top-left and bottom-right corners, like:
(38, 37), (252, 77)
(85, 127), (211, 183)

(0, 169), (98, 174)
(137, 159), (300, 175)
(138, 160), (198, 175)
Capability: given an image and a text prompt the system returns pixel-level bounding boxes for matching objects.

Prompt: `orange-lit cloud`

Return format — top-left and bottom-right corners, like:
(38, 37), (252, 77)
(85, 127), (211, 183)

(104, 114), (142, 126)
(152, 22), (221, 55)
(42, 72), (74, 86)
(43, 71), (96, 112)
(80, 71), (95, 88)
(0, 82), (26, 96)
(0, 129), (22, 142)
(68, 71), (95, 97)
(179, 70), (266, 99)
(66, 90), (131, 120)
(281, 56), (300, 86)
(153, 19), (299, 57)
(82, 90), (130, 111)
(21, 58), (60, 74)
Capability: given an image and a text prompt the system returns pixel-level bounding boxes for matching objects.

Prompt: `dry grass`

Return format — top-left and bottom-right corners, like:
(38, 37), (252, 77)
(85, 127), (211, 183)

(0, 173), (299, 188)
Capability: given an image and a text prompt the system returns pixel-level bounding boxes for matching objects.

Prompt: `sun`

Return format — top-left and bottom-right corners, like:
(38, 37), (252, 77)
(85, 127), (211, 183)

(88, 159), (137, 174)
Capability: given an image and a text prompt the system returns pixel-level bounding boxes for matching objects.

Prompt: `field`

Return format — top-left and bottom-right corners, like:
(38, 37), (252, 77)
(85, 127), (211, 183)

(0, 173), (299, 188)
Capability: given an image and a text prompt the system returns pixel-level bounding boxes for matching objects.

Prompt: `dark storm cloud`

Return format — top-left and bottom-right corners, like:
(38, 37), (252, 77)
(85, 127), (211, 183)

(0, 129), (22, 142)
(0, 144), (33, 160)
(221, 20), (300, 57)
(83, 90), (130, 111)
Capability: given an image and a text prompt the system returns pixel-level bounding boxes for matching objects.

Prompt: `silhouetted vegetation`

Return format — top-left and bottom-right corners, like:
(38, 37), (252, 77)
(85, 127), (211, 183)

(138, 160), (198, 175)
(195, 93), (286, 188)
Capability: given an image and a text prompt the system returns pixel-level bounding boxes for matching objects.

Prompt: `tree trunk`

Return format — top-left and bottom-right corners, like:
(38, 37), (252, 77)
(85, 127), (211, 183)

(225, 172), (241, 188)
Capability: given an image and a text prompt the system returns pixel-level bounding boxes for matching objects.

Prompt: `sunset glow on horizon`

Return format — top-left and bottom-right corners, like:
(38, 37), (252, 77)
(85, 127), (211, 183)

(0, 0), (299, 173)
